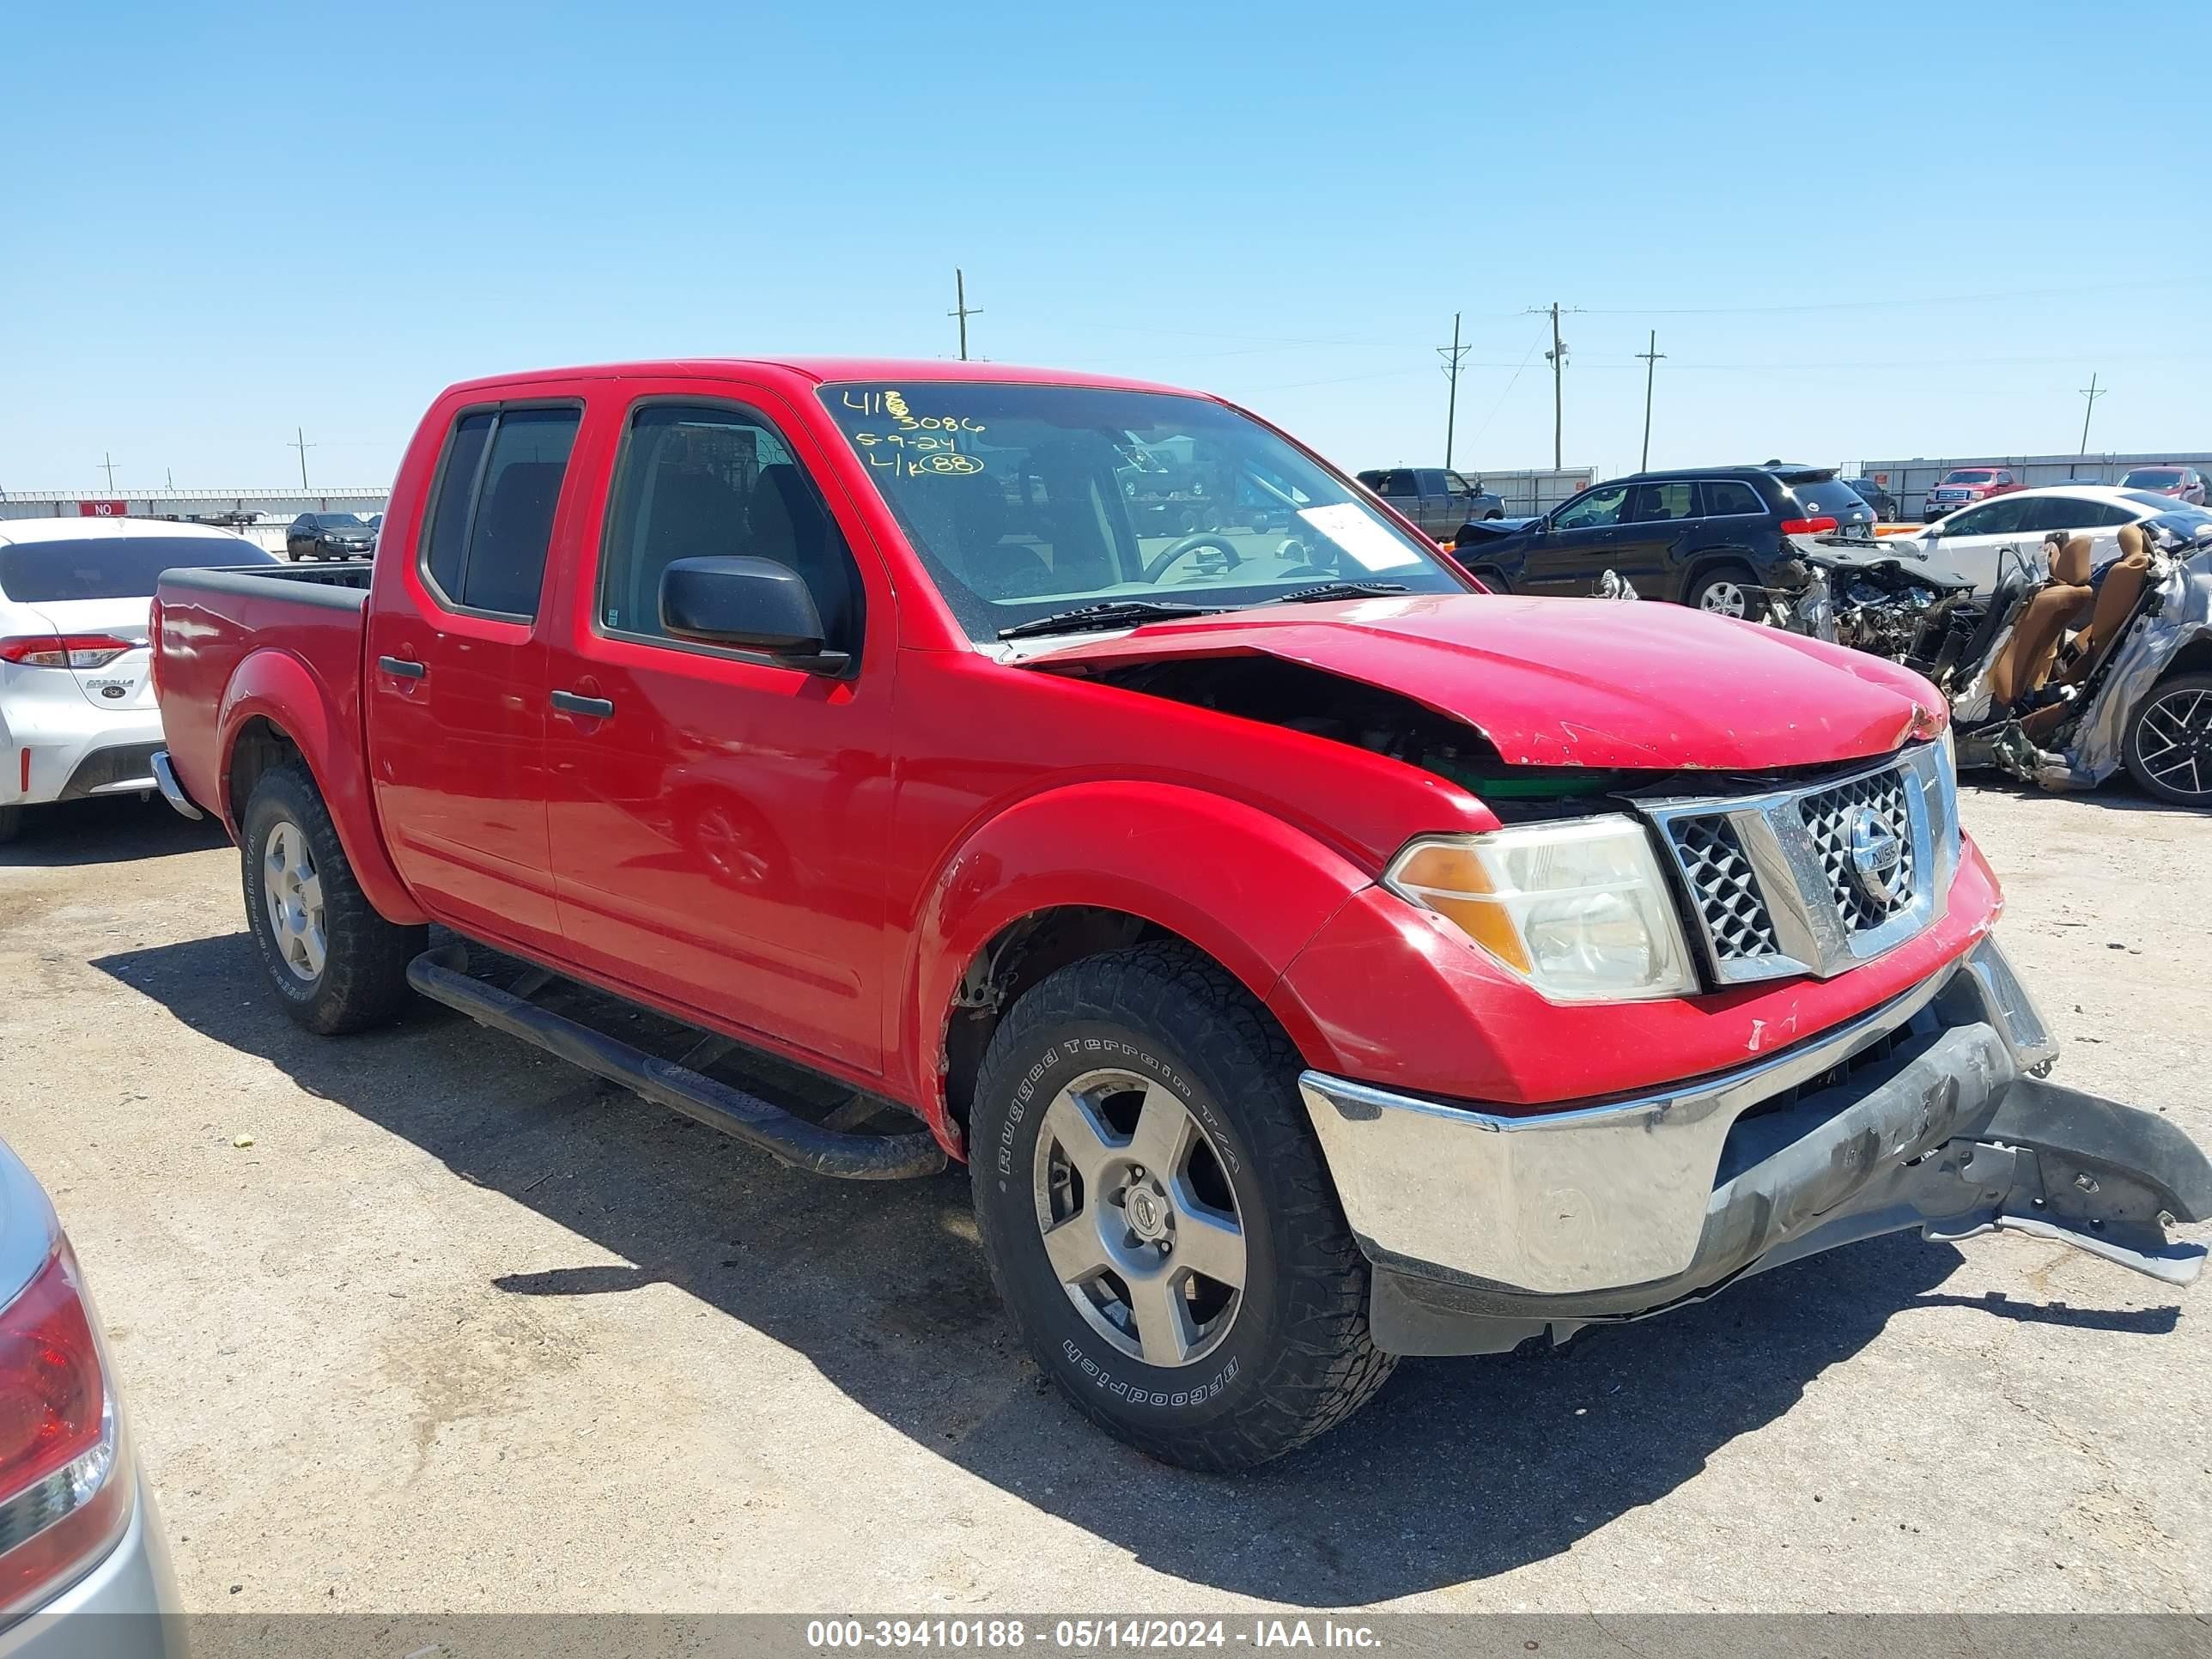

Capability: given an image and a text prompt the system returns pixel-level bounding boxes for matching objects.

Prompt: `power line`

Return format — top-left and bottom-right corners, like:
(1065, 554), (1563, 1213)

(99, 452), (118, 492)
(1462, 328), (1549, 453)
(1636, 331), (1665, 471)
(289, 427), (317, 490)
(950, 268), (981, 362)
(2078, 373), (2107, 456)
(1437, 313), (1469, 470)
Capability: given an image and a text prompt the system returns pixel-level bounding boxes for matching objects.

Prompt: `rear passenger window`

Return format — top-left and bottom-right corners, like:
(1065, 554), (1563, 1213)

(1628, 482), (1695, 522)
(423, 413), (492, 599)
(419, 405), (580, 618)
(1700, 480), (1763, 516)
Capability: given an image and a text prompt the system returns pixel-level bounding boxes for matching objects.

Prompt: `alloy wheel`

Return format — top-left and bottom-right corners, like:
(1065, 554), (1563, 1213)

(1031, 1069), (1246, 1368)
(261, 818), (327, 981)
(1699, 580), (1750, 619)
(2133, 686), (2212, 801)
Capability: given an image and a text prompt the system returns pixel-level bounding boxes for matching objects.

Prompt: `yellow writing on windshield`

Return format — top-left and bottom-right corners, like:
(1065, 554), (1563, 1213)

(842, 388), (988, 477)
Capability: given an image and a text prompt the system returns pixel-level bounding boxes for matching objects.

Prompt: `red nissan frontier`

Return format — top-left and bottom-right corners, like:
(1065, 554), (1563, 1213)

(149, 360), (2209, 1469)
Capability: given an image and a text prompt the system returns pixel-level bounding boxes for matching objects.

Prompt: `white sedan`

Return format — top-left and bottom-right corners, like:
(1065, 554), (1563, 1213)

(1904, 485), (2212, 593)
(0, 516), (273, 842)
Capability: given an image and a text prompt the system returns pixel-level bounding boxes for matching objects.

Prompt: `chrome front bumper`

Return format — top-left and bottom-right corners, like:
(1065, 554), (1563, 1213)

(1300, 938), (2074, 1301)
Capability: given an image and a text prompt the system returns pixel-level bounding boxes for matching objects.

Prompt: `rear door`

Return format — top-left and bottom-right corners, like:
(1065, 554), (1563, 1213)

(1414, 469), (1455, 537)
(540, 383), (894, 1075)
(1603, 480), (1697, 591)
(366, 398), (582, 957)
(1368, 469), (1421, 532)
(2017, 494), (2136, 574)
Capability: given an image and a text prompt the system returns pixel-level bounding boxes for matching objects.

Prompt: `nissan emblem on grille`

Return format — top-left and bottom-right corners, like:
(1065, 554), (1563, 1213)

(1801, 769), (1919, 933)
(1844, 805), (1908, 910)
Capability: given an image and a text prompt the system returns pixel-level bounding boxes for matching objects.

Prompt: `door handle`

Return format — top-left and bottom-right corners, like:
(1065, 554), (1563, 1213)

(378, 656), (425, 680)
(550, 689), (615, 720)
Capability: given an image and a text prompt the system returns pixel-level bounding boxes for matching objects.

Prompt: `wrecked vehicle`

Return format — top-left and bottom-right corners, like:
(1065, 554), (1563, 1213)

(1796, 515), (2212, 807)
(147, 360), (2211, 1470)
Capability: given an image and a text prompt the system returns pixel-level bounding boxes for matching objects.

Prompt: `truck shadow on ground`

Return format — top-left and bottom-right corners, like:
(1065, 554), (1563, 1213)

(0, 795), (229, 867)
(95, 930), (2182, 1605)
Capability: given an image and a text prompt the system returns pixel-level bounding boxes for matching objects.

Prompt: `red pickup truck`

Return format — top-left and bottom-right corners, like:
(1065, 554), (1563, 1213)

(149, 359), (2209, 1469)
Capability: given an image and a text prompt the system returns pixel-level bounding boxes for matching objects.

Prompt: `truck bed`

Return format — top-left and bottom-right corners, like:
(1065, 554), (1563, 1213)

(153, 561), (374, 830)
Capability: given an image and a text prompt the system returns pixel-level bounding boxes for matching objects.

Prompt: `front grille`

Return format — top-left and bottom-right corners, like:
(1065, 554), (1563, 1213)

(1799, 769), (1917, 932)
(1644, 745), (1952, 986)
(1667, 815), (1780, 961)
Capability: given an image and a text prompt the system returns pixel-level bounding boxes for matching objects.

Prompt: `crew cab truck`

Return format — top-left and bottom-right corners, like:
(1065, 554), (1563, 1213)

(150, 360), (2212, 1471)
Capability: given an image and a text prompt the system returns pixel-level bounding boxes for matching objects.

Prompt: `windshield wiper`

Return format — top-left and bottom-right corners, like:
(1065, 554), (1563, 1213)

(998, 600), (1221, 641)
(1273, 580), (1409, 604)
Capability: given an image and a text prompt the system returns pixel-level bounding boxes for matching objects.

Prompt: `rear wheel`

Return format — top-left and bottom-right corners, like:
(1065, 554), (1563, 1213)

(969, 942), (1394, 1470)
(2124, 672), (2212, 808)
(1687, 561), (1761, 619)
(0, 805), (20, 844)
(241, 760), (425, 1031)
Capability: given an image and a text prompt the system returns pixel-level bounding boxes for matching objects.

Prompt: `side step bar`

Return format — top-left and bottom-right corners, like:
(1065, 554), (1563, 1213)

(406, 945), (947, 1181)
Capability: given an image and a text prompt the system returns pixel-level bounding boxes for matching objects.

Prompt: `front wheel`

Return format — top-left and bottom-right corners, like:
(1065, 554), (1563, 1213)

(2124, 672), (2212, 808)
(969, 943), (1394, 1470)
(1687, 562), (1762, 620)
(241, 760), (425, 1032)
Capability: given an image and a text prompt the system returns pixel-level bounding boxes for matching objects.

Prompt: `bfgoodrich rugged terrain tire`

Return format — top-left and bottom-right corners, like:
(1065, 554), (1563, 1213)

(241, 761), (425, 1033)
(969, 942), (1395, 1469)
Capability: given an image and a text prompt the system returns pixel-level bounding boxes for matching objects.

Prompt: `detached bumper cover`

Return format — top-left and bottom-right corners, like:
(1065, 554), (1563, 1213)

(1300, 939), (2210, 1352)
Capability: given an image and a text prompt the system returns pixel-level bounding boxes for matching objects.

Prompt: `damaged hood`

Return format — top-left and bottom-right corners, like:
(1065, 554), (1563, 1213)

(1020, 594), (1945, 769)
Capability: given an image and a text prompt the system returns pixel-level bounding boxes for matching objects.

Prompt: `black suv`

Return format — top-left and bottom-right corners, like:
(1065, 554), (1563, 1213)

(1449, 465), (1878, 616)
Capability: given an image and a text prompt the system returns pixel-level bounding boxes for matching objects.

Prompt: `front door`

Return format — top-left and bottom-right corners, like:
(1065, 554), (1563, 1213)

(542, 389), (893, 1076)
(366, 402), (581, 957)
(1918, 495), (2037, 593)
(1520, 482), (1632, 593)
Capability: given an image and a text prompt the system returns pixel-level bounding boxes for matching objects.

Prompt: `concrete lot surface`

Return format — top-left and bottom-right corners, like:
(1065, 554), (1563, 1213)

(1, 784), (2206, 1614)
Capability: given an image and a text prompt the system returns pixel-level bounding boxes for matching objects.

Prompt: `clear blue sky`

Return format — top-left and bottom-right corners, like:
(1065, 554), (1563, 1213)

(3, 0), (2205, 495)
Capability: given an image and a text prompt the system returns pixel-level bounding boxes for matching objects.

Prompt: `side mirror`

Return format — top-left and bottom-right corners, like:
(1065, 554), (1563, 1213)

(659, 556), (849, 673)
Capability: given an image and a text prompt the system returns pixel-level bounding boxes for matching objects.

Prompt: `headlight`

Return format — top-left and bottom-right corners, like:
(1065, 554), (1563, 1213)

(1384, 816), (1698, 1002)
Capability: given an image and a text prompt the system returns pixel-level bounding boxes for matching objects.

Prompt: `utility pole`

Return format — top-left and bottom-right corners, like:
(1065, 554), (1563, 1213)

(100, 453), (118, 492)
(949, 268), (981, 362)
(289, 426), (316, 490)
(1528, 302), (1576, 468)
(1437, 312), (1470, 470)
(2077, 373), (2106, 457)
(1636, 330), (1665, 471)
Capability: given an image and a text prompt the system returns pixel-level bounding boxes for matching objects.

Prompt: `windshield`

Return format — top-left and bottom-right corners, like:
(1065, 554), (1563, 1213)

(313, 514), (371, 530)
(817, 382), (1468, 641)
(0, 535), (274, 602)
(1942, 470), (1996, 483)
(2123, 469), (2184, 489)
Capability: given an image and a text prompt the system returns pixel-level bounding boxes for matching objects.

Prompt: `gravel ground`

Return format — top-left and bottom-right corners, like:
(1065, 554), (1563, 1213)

(1, 781), (2206, 1615)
